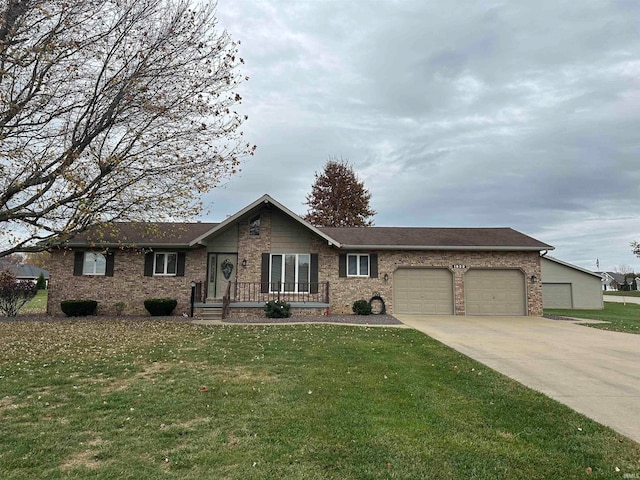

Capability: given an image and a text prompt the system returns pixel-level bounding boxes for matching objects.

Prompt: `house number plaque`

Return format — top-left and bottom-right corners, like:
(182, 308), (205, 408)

(452, 264), (467, 269)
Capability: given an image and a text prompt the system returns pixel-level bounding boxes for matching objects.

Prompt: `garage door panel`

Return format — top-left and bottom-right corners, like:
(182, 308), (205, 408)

(465, 269), (526, 316)
(394, 268), (453, 315)
(542, 283), (572, 309)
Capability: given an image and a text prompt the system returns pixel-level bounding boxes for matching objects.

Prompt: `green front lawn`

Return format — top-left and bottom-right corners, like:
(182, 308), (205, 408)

(545, 302), (640, 334)
(18, 289), (48, 314)
(1, 320), (638, 479)
(604, 291), (640, 297)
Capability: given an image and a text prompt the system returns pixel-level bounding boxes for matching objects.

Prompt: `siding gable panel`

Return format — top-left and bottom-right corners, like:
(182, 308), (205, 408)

(271, 210), (311, 253)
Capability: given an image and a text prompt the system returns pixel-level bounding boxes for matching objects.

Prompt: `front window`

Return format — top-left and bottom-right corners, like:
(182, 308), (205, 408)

(347, 254), (369, 277)
(83, 252), (106, 275)
(270, 254), (310, 292)
(154, 253), (177, 276)
(249, 214), (261, 236)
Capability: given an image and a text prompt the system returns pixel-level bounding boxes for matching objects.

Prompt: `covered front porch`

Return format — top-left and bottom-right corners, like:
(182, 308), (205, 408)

(193, 281), (330, 319)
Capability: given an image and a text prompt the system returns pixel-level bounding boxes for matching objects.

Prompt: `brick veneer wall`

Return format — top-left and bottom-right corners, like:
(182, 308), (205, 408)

(47, 212), (543, 318)
(226, 307), (326, 318)
(312, 242), (543, 316)
(47, 247), (207, 316)
(236, 209), (271, 283)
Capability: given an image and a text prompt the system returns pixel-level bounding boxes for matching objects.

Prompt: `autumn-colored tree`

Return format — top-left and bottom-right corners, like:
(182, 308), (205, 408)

(0, 0), (255, 258)
(23, 252), (51, 271)
(304, 157), (376, 227)
(1, 253), (24, 265)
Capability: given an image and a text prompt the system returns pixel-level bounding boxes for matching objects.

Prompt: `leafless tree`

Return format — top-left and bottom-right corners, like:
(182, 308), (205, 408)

(0, 0), (255, 257)
(614, 264), (634, 275)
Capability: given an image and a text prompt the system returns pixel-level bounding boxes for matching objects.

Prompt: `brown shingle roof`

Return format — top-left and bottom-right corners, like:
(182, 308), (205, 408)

(57, 218), (552, 252)
(61, 222), (218, 248)
(318, 227), (553, 250)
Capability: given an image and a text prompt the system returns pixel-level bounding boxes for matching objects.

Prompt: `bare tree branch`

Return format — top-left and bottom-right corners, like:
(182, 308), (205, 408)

(0, 0), (256, 257)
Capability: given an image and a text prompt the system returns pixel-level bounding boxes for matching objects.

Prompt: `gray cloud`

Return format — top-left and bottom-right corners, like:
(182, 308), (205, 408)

(210, 0), (640, 272)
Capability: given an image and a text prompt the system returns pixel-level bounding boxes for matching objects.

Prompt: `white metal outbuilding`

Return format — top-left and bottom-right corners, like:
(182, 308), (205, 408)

(541, 256), (603, 309)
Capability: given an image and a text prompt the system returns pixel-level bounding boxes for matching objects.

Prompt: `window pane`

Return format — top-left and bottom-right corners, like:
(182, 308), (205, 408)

(270, 255), (282, 291)
(359, 255), (369, 276)
(155, 253), (165, 274)
(83, 252), (95, 275)
(284, 254), (296, 292)
(95, 254), (106, 275)
(166, 254), (177, 274)
(298, 255), (310, 292)
(83, 252), (105, 275)
(348, 255), (358, 275)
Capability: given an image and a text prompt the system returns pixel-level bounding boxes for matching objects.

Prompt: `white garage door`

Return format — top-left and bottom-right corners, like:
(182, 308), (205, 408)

(465, 269), (526, 316)
(542, 283), (573, 309)
(394, 268), (454, 314)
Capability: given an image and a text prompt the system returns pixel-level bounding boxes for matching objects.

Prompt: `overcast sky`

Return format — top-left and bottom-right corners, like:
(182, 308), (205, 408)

(204, 0), (640, 273)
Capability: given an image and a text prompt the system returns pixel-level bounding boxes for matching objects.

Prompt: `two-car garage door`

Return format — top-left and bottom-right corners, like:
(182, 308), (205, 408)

(394, 268), (526, 315)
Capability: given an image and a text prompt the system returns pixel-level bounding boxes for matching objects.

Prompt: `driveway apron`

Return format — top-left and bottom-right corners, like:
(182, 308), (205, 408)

(396, 314), (640, 444)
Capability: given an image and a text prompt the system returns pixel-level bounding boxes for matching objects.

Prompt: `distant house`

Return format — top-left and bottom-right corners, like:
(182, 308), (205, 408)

(596, 272), (639, 291)
(0, 260), (49, 287)
(46, 194), (553, 318)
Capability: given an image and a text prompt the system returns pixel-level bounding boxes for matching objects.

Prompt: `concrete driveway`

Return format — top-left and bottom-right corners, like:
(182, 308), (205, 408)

(396, 314), (640, 444)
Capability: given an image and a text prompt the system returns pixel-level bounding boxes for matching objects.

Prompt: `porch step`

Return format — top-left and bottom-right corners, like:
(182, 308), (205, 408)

(198, 307), (224, 320)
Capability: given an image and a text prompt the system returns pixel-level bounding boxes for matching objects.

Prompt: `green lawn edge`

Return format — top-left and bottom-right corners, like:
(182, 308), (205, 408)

(545, 302), (640, 334)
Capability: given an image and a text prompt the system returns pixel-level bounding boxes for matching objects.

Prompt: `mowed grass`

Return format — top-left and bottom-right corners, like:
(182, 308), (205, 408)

(18, 290), (47, 314)
(604, 291), (640, 297)
(1, 320), (639, 479)
(545, 302), (640, 334)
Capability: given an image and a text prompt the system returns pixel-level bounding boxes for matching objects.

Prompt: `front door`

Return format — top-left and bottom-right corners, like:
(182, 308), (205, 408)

(207, 253), (237, 299)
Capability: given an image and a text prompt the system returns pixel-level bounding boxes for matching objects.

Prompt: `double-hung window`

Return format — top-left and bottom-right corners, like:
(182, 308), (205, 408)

(154, 252), (177, 276)
(83, 252), (106, 275)
(347, 253), (369, 277)
(270, 254), (310, 292)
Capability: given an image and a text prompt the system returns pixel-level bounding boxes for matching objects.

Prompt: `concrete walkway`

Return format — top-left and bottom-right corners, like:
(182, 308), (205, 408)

(396, 314), (640, 444)
(604, 296), (640, 305)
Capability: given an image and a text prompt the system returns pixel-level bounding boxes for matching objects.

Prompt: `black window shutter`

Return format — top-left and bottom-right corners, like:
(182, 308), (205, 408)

(144, 252), (154, 277)
(105, 253), (115, 277)
(261, 253), (270, 293)
(73, 251), (84, 276)
(176, 252), (186, 277)
(338, 254), (346, 278)
(369, 253), (378, 278)
(310, 254), (319, 294)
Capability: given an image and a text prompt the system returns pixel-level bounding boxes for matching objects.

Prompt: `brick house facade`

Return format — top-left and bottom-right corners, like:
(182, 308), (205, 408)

(47, 194), (552, 317)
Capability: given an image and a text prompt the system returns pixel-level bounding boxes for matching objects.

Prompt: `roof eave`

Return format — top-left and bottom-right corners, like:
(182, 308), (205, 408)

(58, 242), (197, 249)
(542, 255), (602, 278)
(338, 244), (555, 251)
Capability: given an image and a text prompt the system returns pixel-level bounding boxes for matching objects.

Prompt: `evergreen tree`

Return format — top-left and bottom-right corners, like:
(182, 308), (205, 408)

(36, 273), (47, 291)
(304, 157), (376, 227)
